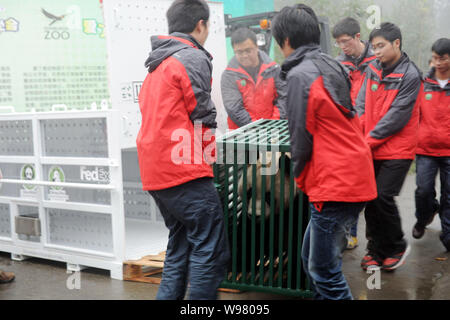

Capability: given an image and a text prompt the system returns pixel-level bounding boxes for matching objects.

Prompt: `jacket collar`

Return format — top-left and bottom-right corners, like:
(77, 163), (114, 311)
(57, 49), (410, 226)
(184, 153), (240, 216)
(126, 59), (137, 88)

(280, 44), (321, 80)
(424, 67), (450, 90)
(338, 41), (375, 68)
(369, 52), (420, 82)
(145, 32), (212, 73)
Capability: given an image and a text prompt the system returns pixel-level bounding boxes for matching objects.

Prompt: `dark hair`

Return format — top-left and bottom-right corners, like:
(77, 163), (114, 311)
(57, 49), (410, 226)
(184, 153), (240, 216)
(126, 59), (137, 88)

(332, 17), (360, 38)
(166, 0), (209, 34)
(431, 38), (450, 56)
(231, 28), (257, 47)
(369, 22), (402, 50)
(272, 4), (320, 50)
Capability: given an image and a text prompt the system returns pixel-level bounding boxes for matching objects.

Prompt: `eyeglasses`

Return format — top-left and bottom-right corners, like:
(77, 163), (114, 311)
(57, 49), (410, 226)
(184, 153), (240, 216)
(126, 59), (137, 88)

(234, 47), (257, 56)
(334, 37), (354, 48)
(431, 55), (450, 63)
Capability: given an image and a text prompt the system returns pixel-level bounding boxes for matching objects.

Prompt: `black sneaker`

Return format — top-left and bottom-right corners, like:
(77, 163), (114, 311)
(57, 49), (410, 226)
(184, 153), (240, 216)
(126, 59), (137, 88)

(382, 245), (411, 271)
(412, 222), (425, 239)
(361, 253), (383, 270)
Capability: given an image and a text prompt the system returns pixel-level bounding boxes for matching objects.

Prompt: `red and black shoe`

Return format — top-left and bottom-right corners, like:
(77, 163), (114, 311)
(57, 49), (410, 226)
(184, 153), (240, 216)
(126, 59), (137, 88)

(361, 253), (382, 270)
(382, 245), (411, 271)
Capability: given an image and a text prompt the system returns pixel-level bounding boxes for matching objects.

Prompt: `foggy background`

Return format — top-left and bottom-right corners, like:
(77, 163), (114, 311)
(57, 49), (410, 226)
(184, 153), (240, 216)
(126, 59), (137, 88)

(274, 0), (450, 72)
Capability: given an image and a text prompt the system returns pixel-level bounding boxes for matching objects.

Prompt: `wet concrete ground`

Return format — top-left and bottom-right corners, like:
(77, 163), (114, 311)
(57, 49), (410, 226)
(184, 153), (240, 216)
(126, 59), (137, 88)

(0, 174), (448, 300)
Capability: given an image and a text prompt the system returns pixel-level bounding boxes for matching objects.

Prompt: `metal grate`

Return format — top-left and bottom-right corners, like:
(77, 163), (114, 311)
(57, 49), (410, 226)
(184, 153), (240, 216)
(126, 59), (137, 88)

(217, 119), (291, 154)
(214, 120), (312, 298)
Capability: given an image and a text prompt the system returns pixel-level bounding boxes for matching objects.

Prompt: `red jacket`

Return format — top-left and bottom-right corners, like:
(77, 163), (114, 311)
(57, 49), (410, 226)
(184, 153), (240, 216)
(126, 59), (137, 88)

(221, 51), (286, 130)
(281, 45), (377, 203)
(417, 68), (450, 157)
(355, 53), (422, 160)
(137, 33), (217, 190)
(336, 41), (376, 104)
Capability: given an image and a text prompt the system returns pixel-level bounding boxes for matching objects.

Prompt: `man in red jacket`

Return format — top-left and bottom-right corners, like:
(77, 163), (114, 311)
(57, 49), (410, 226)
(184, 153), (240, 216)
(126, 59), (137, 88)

(332, 17), (377, 250)
(333, 17), (376, 104)
(272, 4), (377, 300)
(413, 38), (450, 252)
(221, 28), (286, 130)
(137, 0), (229, 300)
(356, 23), (422, 271)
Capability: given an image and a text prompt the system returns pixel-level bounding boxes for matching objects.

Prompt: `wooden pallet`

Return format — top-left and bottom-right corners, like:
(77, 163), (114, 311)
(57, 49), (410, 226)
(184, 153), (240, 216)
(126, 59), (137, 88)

(123, 252), (166, 284)
(123, 251), (242, 293)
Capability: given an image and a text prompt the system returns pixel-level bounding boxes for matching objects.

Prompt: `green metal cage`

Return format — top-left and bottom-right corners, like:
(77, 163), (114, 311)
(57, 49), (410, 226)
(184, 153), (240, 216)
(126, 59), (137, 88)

(213, 119), (313, 298)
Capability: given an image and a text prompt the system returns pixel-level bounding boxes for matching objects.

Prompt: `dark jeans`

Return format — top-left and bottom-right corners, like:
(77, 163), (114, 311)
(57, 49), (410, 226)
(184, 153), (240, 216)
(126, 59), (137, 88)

(149, 177), (230, 300)
(350, 217), (358, 237)
(302, 202), (365, 300)
(415, 155), (450, 250)
(365, 159), (412, 258)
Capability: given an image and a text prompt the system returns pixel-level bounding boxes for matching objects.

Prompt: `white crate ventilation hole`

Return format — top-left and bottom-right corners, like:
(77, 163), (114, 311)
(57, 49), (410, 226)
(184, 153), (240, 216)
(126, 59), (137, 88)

(0, 120), (34, 156)
(0, 203), (11, 238)
(41, 118), (108, 158)
(47, 209), (114, 253)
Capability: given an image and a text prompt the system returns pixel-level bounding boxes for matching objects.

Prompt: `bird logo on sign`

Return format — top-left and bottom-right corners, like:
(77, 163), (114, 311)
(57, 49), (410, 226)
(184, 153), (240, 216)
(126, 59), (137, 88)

(41, 8), (67, 26)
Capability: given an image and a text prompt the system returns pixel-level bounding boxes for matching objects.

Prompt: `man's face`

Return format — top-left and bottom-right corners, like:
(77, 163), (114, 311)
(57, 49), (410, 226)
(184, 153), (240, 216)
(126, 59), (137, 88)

(371, 36), (401, 65)
(233, 38), (259, 68)
(431, 51), (450, 74)
(335, 33), (361, 57)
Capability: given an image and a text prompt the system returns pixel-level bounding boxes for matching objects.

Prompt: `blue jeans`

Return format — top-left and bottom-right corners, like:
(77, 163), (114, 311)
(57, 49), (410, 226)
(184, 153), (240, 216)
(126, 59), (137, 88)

(415, 155), (450, 250)
(149, 177), (230, 300)
(350, 218), (358, 237)
(302, 202), (365, 300)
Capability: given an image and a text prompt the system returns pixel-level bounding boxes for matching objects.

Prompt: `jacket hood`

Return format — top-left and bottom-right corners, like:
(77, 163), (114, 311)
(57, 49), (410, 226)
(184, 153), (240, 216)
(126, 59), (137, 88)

(280, 44), (320, 80)
(282, 44), (354, 117)
(144, 32), (212, 73)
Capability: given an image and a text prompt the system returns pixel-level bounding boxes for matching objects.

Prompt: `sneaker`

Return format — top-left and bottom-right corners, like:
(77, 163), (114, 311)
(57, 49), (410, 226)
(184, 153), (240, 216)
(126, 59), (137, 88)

(382, 245), (411, 271)
(412, 222), (425, 239)
(0, 270), (15, 284)
(413, 210), (439, 239)
(346, 236), (358, 250)
(361, 253), (382, 270)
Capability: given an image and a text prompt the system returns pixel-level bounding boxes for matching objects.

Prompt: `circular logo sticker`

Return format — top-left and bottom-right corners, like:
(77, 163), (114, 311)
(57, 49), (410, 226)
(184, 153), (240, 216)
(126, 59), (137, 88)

(21, 164), (36, 191)
(240, 79), (247, 87)
(425, 93), (432, 101)
(371, 84), (379, 92)
(48, 166), (65, 191)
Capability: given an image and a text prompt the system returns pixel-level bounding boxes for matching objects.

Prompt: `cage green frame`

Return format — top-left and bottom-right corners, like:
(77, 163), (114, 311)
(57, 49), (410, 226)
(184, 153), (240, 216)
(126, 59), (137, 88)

(214, 119), (313, 298)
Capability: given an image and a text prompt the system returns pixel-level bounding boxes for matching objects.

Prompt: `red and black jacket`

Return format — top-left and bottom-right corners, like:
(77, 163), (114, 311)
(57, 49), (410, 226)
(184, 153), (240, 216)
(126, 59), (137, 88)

(137, 33), (217, 190)
(336, 41), (376, 104)
(280, 44), (377, 204)
(221, 50), (286, 130)
(417, 68), (450, 157)
(355, 53), (422, 160)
